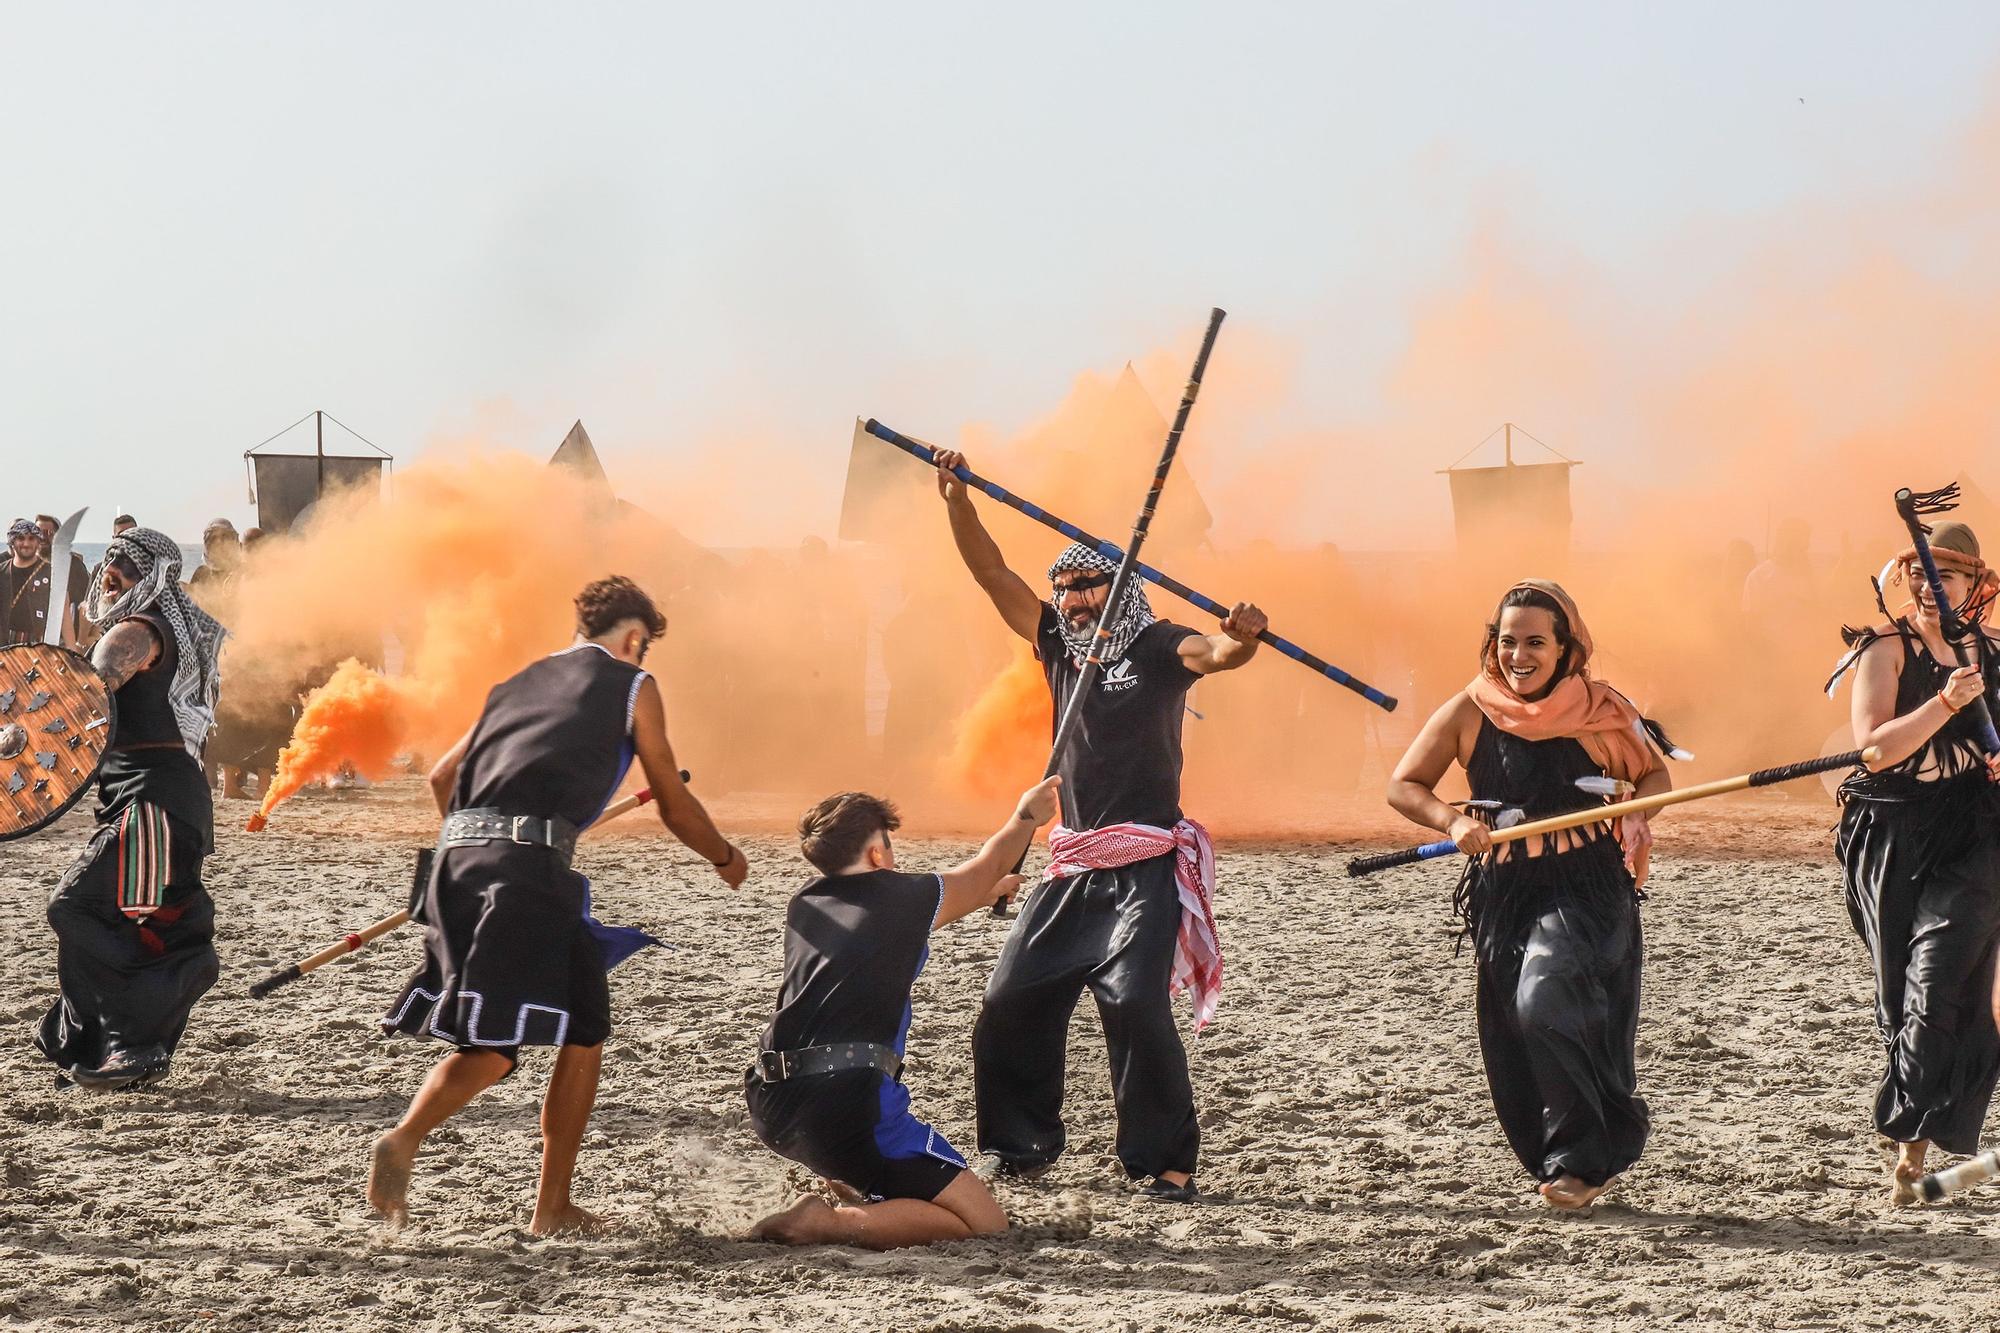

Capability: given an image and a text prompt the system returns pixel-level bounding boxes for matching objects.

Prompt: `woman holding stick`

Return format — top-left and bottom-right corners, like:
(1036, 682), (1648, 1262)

(1827, 519), (2000, 1203)
(1385, 581), (1674, 1209)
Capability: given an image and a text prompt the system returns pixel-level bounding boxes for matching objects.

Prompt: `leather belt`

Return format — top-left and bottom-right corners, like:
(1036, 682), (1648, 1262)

(439, 808), (580, 866)
(753, 1041), (903, 1084)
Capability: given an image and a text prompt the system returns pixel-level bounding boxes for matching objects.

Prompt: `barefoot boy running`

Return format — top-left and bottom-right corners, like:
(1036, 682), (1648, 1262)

(747, 776), (1061, 1249)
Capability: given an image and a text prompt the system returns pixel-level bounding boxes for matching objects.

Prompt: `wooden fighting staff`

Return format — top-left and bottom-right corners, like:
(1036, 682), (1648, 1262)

(863, 419), (1396, 712)
(994, 308), (1227, 912)
(1916, 1148), (2000, 1202)
(1345, 747), (1883, 878)
(248, 777), (682, 998)
(1894, 483), (2000, 754)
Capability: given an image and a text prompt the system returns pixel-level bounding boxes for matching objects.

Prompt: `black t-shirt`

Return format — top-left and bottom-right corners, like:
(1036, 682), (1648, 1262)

(761, 869), (941, 1056)
(2, 560), (52, 644)
(1035, 604), (1200, 829)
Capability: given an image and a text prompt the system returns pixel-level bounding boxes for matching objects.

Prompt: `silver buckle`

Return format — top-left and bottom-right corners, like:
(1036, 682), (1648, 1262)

(510, 816), (534, 845)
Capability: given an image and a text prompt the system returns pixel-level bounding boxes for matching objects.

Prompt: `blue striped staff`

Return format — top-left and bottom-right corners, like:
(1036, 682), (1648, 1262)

(1346, 746), (1882, 878)
(861, 420), (1397, 712)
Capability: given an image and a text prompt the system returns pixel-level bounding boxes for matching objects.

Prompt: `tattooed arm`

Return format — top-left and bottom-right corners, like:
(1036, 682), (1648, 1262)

(90, 620), (161, 692)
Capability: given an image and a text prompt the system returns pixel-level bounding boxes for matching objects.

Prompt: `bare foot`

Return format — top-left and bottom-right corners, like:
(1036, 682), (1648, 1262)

(528, 1202), (610, 1237)
(1891, 1141), (1929, 1206)
(1539, 1174), (1613, 1210)
(748, 1195), (836, 1245)
(366, 1135), (414, 1228)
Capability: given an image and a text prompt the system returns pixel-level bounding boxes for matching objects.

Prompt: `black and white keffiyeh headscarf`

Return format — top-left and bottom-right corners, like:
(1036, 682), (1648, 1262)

(86, 528), (226, 759)
(1047, 542), (1155, 667)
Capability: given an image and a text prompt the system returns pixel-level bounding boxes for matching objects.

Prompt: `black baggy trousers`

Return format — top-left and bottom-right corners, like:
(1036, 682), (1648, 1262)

(972, 850), (1198, 1180)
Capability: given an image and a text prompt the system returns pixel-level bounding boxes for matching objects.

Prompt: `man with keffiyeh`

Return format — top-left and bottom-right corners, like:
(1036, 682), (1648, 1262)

(36, 528), (226, 1090)
(933, 449), (1266, 1204)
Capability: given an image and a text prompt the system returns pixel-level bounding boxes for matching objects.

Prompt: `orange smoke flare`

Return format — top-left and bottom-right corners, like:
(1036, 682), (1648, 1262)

(248, 659), (412, 830)
(945, 644), (1052, 801)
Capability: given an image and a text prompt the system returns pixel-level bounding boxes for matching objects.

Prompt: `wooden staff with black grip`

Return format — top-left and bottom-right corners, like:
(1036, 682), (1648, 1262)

(1346, 747), (1882, 877)
(248, 776), (682, 998)
(998, 307), (1227, 913)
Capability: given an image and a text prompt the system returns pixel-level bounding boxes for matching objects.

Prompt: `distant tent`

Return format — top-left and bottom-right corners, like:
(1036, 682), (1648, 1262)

(544, 420), (713, 572)
(1048, 364), (1212, 551)
(1440, 423), (1577, 570)
(550, 420), (613, 499)
(838, 417), (933, 545)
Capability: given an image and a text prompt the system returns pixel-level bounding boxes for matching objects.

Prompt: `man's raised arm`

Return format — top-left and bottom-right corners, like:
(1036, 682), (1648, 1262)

(934, 449), (1042, 642)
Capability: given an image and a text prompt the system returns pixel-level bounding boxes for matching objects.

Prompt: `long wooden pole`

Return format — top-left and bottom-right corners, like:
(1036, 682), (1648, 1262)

(249, 782), (667, 998)
(1346, 746), (1882, 878)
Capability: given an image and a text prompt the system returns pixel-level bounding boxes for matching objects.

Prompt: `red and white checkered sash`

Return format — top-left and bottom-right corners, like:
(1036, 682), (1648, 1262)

(1043, 819), (1222, 1030)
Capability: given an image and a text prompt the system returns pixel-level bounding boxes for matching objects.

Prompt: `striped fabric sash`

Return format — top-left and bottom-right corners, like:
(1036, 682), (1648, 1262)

(114, 802), (176, 920)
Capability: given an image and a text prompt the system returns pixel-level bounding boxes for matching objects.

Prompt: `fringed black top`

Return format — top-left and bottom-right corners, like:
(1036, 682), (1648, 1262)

(1836, 625), (2000, 798)
(1454, 717), (1638, 963)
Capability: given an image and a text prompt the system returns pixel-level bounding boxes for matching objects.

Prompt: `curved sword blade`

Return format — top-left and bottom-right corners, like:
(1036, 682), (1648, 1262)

(42, 506), (87, 646)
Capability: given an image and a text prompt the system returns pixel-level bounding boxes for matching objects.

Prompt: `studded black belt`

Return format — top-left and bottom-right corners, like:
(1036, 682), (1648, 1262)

(752, 1041), (903, 1083)
(439, 808), (580, 866)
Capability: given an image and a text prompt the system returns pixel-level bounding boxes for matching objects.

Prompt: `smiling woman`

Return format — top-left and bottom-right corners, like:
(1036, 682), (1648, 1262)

(1382, 578), (1676, 1211)
(1829, 518), (2000, 1203)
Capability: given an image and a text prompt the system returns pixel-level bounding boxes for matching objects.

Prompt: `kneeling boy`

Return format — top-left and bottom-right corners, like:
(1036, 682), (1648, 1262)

(747, 776), (1061, 1249)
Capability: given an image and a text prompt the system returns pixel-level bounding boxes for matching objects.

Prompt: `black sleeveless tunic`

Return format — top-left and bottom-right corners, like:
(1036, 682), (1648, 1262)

(1834, 626), (2000, 1153)
(96, 611), (212, 851)
(1459, 717), (1649, 1187)
(383, 645), (653, 1053)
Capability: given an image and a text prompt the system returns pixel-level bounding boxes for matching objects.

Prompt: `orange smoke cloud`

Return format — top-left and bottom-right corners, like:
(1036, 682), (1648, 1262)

(227, 448), (709, 827)
(220, 91), (2000, 842)
(254, 659), (411, 822)
(944, 645), (1051, 802)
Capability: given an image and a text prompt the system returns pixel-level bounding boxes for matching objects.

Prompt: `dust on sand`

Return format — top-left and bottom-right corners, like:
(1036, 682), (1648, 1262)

(1, 781), (1997, 1332)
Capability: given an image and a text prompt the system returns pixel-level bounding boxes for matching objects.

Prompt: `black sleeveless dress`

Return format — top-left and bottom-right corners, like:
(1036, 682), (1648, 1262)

(1460, 717), (1650, 1187)
(1835, 626), (2000, 1153)
(382, 645), (657, 1056)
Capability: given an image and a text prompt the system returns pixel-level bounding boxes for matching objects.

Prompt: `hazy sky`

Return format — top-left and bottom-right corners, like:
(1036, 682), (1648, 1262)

(5, 4), (1999, 543)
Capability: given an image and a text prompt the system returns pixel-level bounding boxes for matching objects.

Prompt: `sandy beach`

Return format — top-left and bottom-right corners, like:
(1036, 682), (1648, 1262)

(2, 780), (1997, 1332)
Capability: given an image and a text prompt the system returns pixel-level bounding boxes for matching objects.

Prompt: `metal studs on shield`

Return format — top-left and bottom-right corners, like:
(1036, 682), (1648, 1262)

(0, 644), (116, 843)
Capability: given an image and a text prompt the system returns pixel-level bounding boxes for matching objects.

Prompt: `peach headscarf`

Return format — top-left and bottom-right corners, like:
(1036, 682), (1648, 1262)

(1881, 521), (1998, 624)
(1465, 579), (1666, 882)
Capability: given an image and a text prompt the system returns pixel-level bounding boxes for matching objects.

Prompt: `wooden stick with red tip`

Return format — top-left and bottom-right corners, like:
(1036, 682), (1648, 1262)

(247, 783), (668, 998)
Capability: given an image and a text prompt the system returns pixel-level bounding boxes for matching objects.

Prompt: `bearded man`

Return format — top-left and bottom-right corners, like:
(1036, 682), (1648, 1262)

(38, 528), (226, 1089)
(933, 449), (1266, 1203)
(3, 519), (52, 645)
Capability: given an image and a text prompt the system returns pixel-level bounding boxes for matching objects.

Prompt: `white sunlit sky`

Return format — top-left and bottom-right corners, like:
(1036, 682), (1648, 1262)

(4, 4), (1999, 547)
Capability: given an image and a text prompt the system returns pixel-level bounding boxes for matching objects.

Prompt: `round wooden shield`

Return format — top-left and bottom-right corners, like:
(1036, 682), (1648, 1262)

(0, 643), (116, 842)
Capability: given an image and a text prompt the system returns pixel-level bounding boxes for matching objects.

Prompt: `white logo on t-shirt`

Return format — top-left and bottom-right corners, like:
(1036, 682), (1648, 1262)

(1099, 659), (1138, 692)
